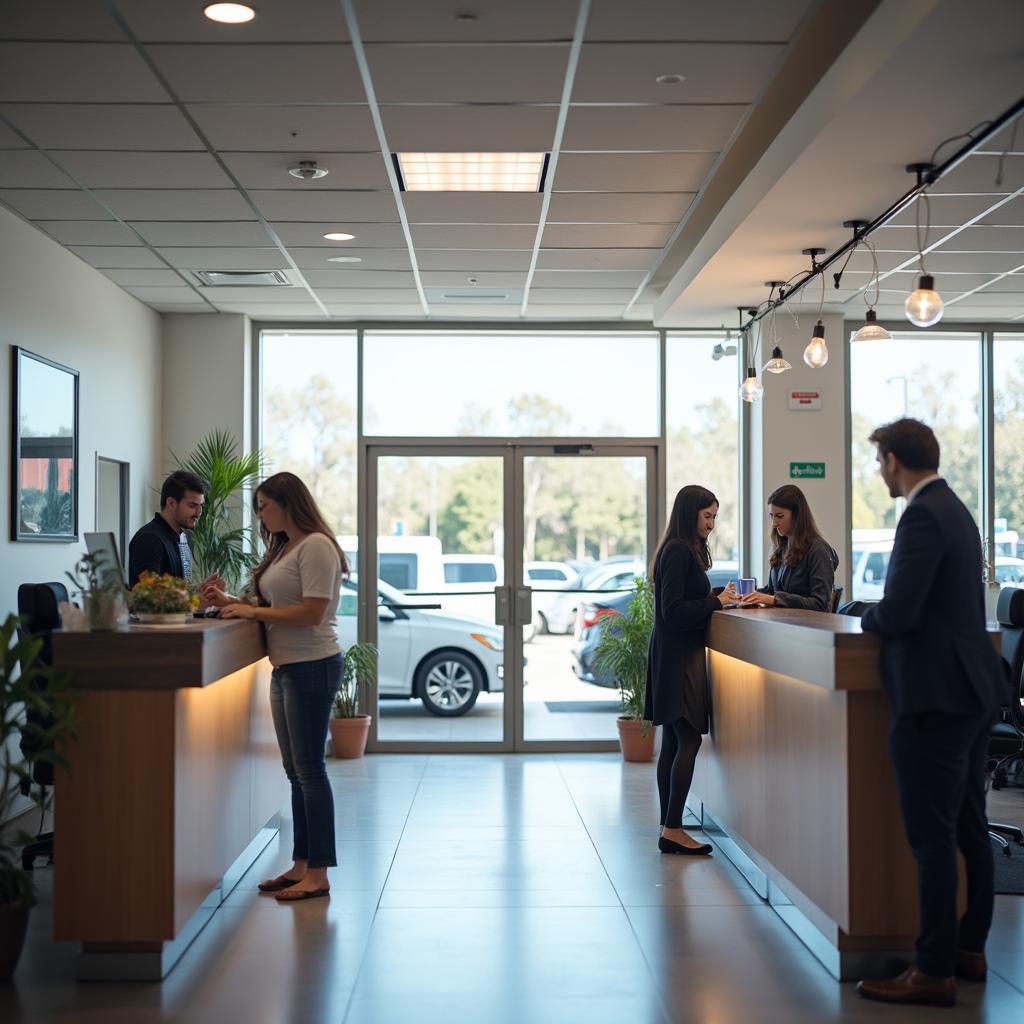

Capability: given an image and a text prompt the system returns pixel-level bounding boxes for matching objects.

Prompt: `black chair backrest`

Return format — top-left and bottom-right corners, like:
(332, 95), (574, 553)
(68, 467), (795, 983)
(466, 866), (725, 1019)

(16, 581), (68, 667)
(830, 585), (844, 613)
(838, 599), (876, 617)
(997, 587), (1024, 711)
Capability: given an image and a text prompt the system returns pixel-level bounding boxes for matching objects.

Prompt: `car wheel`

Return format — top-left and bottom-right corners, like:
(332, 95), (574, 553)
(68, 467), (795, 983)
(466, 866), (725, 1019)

(533, 611), (549, 635)
(417, 651), (482, 717)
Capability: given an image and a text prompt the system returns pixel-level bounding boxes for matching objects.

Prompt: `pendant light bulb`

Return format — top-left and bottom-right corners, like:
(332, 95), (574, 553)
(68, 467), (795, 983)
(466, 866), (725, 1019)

(763, 346), (792, 374)
(852, 308), (892, 342)
(905, 274), (944, 327)
(803, 321), (829, 369)
(740, 367), (763, 403)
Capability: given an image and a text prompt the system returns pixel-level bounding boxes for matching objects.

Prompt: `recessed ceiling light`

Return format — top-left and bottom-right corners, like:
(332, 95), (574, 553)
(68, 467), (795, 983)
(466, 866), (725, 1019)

(655, 73), (685, 85)
(323, 231), (355, 241)
(288, 160), (328, 180)
(327, 256), (362, 263)
(395, 152), (547, 192)
(204, 3), (257, 24)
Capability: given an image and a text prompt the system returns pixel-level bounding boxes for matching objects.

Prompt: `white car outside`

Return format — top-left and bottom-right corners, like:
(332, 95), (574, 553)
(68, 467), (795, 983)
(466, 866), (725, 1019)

(336, 575), (504, 716)
(525, 561), (579, 633)
(543, 560), (645, 635)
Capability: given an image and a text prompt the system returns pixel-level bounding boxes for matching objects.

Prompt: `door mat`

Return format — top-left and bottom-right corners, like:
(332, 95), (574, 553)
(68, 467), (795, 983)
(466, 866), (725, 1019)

(544, 701), (620, 714)
(993, 836), (1024, 895)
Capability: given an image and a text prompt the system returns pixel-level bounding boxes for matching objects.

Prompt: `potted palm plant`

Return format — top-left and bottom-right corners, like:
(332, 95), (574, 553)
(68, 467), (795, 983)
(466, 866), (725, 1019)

(0, 614), (76, 980)
(329, 643), (378, 758)
(594, 577), (657, 762)
(170, 429), (263, 592)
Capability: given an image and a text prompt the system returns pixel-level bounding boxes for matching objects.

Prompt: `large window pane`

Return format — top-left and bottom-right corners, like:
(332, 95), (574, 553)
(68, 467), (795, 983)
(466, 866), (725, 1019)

(666, 334), (740, 569)
(260, 331), (358, 536)
(994, 333), (1024, 570)
(363, 331), (659, 436)
(850, 331), (981, 600)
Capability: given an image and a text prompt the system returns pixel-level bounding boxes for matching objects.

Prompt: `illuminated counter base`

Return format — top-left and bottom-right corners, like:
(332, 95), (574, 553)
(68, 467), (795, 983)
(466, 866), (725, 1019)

(53, 621), (284, 981)
(692, 609), (927, 981)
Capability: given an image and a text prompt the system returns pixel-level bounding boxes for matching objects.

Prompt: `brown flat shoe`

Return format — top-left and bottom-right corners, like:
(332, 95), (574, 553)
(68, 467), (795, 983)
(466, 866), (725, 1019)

(956, 950), (987, 982)
(275, 886), (330, 902)
(257, 874), (301, 893)
(857, 966), (956, 1007)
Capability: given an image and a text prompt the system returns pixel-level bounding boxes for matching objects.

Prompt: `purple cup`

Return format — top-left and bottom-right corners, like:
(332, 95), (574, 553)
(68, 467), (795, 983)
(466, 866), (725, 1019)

(737, 578), (756, 597)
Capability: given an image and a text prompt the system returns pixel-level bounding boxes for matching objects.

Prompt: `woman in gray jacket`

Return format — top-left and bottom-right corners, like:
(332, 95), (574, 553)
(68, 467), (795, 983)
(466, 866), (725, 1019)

(738, 484), (838, 611)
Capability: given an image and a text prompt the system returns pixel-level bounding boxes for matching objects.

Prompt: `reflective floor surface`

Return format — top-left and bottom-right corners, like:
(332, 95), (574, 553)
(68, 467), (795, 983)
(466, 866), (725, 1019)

(4, 754), (1024, 1023)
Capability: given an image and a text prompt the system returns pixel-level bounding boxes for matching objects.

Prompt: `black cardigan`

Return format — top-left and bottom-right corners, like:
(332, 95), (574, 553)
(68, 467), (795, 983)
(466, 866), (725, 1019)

(643, 540), (720, 732)
(758, 536), (839, 611)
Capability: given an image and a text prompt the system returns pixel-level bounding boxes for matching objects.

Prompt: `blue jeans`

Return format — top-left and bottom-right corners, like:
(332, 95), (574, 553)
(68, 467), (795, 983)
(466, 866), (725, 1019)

(270, 653), (342, 869)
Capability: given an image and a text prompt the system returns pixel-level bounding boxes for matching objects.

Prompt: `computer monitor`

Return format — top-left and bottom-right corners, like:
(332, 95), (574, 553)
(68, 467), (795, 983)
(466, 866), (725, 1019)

(84, 531), (127, 587)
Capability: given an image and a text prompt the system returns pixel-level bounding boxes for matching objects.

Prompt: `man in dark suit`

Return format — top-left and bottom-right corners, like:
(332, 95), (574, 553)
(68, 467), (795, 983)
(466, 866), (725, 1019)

(857, 418), (1004, 1007)
(128, 470), (208, 587)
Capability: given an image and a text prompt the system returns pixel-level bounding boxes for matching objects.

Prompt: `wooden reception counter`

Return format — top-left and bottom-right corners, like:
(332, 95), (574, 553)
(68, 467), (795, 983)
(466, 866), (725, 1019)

(692, 608), (948, 980)
(52, 619), (284, 980)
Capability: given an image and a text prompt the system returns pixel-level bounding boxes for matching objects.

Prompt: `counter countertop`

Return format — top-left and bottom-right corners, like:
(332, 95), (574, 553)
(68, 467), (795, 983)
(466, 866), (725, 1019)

(52, 618), (267, 689)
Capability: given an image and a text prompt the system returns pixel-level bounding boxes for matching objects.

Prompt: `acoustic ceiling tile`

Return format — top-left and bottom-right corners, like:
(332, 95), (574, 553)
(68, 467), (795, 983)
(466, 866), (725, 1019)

(123, 285), (206, 303)
(192, 286), (310, 302)
(382, 104), (558, 151)
(102, 268), (188, 286)
(0, 121), (29, 148)
(420, 271), (528, 288)
(0, 151), (76, 188)
(188, 104), (379, 153)
(3, 1), (122, 40)
(131, 221), (272, 246)
(537, 247), (660, 270)
(547, 191), (694, 223)
(423, 303), (522, 317)
(410, 224), (537, 249)
(67, 245), (167, 268)
(313, 288), (423, 304)
(0, 104), (201, 151)
(527, 288), (637, 304)
(53, 151), (232, 188)
(586, 0), (814, 42)
(403, 192), (543, 224)
(221, 151), (389, 190)
(303, 269), (416, 287)
(562, 104), (743, 152)
(542, 222), (675, 247)
(0, 188), (110, 219)
(928, 154), (1023, 195)
(36, 220), (140, 245)
(356, 0), (579, 42)
(416, 249), (533, 271)
(366, 44), (569, 103)
(272, 222), (408, 247)
(98, 189), (255, 220)
(326, 304), (426, 317)
(287, 247), (412, 271)
(553, 151), (717, 191)
(213, 302), (324, 316)
(247, 189), (400, 221)
(532, 269), (646, 288)
(572, 43), (786, 104)
(155, 247), (287, 271)
(147, 45), (365, 104)
(523, 304), (627, 318)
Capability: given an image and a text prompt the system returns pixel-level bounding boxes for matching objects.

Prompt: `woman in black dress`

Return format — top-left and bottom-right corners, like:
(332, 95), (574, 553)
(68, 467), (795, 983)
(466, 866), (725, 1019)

(645, 485), (736, 856)
(736, 484), (838, 611)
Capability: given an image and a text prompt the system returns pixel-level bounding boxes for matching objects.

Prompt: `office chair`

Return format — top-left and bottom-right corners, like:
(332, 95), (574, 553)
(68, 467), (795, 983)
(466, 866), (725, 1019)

(829, 585), (844, 613)
(837, 599), (876, 617)
(989, 588), (1024, 855)
(15, 581), (68, 871)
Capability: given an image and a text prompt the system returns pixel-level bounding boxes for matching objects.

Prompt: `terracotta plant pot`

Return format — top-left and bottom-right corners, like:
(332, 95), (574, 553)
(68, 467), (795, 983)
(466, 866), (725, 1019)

(329, 715), (372, 758)
(0, 900), (30, 982)
(617, 717), (656, 762)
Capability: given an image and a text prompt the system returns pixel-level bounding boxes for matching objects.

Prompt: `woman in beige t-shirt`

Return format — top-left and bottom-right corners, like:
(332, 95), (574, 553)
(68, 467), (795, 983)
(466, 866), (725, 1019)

(204, 472), (347, 902)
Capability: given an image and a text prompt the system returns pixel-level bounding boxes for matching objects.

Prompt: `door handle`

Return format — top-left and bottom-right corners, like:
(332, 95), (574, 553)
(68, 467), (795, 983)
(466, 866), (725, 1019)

(494, 586), (512, 626)
(515, 587), (532, 625)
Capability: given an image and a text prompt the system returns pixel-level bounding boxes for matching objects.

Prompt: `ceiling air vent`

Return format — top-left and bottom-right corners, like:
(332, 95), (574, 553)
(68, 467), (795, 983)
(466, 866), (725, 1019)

(194, 270), (292, 287)
(425, 287), (523, 305)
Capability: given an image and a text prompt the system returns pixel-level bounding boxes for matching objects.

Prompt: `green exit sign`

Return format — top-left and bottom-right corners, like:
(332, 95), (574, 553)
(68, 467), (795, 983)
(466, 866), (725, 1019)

(790, 462), (826, 479)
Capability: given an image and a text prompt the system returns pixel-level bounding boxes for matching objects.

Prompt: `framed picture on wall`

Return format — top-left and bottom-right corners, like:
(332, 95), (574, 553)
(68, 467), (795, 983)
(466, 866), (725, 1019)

(10, 346), (80, 542)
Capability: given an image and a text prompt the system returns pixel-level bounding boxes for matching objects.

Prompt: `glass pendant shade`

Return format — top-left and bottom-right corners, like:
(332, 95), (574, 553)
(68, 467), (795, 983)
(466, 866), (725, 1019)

(905, 274), (944, 327)
(763, 346), (792, 374)
(740, 367), (763, 403)
(852, 308), (892, 342)
(803, 321), (829, 368)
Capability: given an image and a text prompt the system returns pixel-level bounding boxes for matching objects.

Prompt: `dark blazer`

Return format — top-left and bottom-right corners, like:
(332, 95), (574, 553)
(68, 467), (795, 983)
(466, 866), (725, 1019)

(128, 514), (186, 587)
(861, 478), (1004, 716)
(758, 536), (839, 611)
(644, 540), (721, 732)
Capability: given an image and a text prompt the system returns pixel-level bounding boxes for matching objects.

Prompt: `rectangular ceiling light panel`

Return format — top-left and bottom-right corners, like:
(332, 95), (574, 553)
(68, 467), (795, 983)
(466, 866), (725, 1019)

(395, 152), (547, 192)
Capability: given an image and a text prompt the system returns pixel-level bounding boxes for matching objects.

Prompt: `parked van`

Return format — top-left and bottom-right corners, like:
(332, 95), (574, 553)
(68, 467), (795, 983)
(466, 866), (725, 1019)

(338, 535), (445, 594)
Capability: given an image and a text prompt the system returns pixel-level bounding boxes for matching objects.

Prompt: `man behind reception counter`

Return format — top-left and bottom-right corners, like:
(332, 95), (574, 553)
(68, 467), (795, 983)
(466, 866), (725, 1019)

(128, 470), (209, 587)
(856, 418), (1004, 1008)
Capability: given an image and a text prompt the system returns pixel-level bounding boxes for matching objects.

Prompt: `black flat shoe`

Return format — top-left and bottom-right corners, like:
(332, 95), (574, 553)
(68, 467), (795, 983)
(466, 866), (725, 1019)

(659, 836), (712, 856)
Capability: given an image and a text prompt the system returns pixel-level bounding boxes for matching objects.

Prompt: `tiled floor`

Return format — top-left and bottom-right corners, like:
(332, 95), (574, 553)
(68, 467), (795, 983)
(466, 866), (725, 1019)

(4, 754), (1024, 1023)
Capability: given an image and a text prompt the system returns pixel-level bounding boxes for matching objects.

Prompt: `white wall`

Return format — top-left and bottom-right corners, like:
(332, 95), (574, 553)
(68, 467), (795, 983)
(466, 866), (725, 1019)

(747, 311), (851, 594)
(0, 206), (162, 620)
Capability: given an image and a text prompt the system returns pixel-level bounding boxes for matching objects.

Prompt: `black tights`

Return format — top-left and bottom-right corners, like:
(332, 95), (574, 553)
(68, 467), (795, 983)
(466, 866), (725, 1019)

(657, 718), (702, 829)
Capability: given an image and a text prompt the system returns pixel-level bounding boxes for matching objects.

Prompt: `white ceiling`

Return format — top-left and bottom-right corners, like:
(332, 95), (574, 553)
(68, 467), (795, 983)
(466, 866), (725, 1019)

(0, 0), (1020, 325)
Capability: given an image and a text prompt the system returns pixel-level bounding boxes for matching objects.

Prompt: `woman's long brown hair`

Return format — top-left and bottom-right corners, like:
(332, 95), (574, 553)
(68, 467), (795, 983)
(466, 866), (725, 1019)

(767, 484), (825, 568)
(250, 472), (349, 601)
(649, 485), (717, 582)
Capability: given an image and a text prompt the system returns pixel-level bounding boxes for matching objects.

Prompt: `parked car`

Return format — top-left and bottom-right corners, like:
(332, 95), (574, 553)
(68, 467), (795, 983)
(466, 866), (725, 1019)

(570, 591), (632, 687)
(851, 541), (892, 600)
(544, 559), (644, 635)
(525, 561), (579, 634)
(336, 575), (504, 716)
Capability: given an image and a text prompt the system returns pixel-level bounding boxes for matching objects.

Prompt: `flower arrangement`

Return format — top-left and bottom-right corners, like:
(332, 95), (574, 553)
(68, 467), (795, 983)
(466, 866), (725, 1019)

(127, 572), (198, 615)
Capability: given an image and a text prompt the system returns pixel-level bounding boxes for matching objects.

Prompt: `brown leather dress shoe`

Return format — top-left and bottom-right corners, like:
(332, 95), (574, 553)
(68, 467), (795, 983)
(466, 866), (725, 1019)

(955, 950), (987, 982)
(856, 967), (956, 1007)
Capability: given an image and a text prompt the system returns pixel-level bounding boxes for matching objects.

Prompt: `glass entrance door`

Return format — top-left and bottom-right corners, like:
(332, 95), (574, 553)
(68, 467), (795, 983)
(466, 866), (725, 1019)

(362, 444), (656, 752)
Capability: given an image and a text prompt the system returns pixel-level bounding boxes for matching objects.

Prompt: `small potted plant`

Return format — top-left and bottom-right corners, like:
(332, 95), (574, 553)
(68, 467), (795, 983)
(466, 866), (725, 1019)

(127, 571), (197, 624)
(329, 642), (378, 759)
(65, 551), (125, 631)
(0, 614), (76, 980)
(594, 577), (656, 762)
